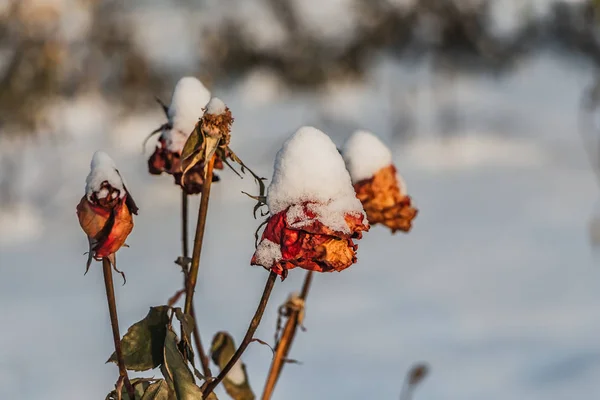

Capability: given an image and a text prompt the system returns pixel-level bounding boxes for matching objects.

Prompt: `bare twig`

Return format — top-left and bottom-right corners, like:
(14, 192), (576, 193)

(261, 271), (313, 400)
(181, 190), (212, 377)
(202, 271), (278, 397)
(102, 257), (135, 399)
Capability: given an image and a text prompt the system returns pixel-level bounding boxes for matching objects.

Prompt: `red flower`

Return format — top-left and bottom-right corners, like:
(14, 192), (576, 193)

(250, 126), (370, 280)
(251, 201), (368, 279)
(77, 152), (138, 272)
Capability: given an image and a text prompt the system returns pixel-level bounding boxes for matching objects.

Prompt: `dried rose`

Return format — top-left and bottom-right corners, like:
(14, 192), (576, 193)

(77, 151), (138, 272)
(146, 76), (224, 194)
(180, 97), (234, 184)
(342, 130), (418, 233)
(251, 127), (369, 280)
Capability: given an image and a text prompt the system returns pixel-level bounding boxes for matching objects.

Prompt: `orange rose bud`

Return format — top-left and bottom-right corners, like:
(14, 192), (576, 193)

(77, 151), (138, 272)
(251, 127), (369, 280)
(343, 130), (418, 233)
(146, 76), (223, 194)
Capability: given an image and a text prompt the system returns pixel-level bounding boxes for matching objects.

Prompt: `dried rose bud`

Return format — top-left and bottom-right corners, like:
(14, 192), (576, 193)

(342, 130), (418, 233)
(77, 151), (138, 271)
(147, 76), (223, 194)
(251, 127), (369, 280)
(179, 97), (234, 184)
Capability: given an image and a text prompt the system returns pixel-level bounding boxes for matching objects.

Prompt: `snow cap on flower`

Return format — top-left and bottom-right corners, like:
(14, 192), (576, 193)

(78, 151), (138, 272)
(342, 130), (417, 233)
(342, 130), (393, 184)
(167, 76), (211, 151)
(252, 126), (369, 279)
(147, 77), (223, 194)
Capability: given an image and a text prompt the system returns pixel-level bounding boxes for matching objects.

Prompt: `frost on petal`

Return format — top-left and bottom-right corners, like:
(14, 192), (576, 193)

(253, 239), (282, 269)
(252, 126), (369, 278)
(342, 130), (393, 184)
(267, 126), (366, 232)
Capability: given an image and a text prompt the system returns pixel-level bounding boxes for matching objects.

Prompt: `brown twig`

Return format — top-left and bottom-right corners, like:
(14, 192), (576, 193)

(181, 190), (213, 377)
(184, 154), (216, 316)
(261, 271), (313, 400)
(102, 257), (136, 399)
(202, 271), (278, 397)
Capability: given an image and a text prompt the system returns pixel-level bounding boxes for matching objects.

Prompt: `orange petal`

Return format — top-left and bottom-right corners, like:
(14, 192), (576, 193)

(354, 164), (418, 232)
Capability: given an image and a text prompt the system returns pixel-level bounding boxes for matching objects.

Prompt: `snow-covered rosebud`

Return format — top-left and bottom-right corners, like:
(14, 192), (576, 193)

(77, 151), (138, 271)
(342, 130), (417, 233)
(251, 127), (369, 280)
(147, 76), (224, 194)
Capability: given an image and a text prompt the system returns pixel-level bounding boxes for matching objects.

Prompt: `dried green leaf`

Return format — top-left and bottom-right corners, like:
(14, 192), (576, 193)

(107, 306), (170, 371)
(163, 327), (204, 400)
(140, 380), (174, 400)
(105, 378), (155, 400)
(181, 128), (202, 162)
(211, 332), (255, 400)
(173, 307), (196, 365)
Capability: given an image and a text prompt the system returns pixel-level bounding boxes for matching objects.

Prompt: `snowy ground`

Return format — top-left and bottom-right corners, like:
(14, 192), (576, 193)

(2, 52), (600, 399)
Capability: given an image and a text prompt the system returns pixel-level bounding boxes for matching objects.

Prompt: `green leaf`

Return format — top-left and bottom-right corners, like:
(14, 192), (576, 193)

(163, 327), (204, 400)
(211, 332), (255, 400)
(140, 380), (174, 400)
(107, 306), (170, 371)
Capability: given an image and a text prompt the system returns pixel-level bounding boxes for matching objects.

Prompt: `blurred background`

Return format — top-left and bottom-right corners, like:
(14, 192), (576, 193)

(2, 0), (600, 399)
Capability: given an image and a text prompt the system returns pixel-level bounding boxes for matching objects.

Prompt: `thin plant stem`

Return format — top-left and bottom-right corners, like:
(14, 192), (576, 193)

(102, 257), (135, 399)
(181, 190), (213, 377)
(184, 154), (216, 316)
(202, 271), (278, 397)
(181, 189), (189, 258)
(261, 271), (313, 400)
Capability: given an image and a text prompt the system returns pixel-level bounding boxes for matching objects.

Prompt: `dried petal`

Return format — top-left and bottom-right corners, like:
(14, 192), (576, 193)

(251, 201), (368, 278)
(353, 164), (418, 233)
(148, 135), (222, 195)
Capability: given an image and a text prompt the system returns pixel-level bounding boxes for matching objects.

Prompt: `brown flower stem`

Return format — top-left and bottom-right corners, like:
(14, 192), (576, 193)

(261, 271), (313, 400)
(202, 271), (278, 397)
(184, 154), (216, 316)
(102, 257), (135, 400)
(181, 190), (189, 258)
(181, 190), (213, 378)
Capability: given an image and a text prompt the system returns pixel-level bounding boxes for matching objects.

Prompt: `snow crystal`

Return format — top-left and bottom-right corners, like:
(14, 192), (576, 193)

(163, 77), (211, 152)
(267, 126), (365, 233)
(85, 151), (125, 199)
(205, 97), (227, 115)
(226, 359), (246, 386)
(342, 130), (392, 184)
(253, 239), (282, 268)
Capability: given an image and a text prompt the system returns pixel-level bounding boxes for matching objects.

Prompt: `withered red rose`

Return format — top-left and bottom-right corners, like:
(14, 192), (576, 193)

(251, 202), (369, 279)
(77, 181), (138, 270)
(353, 164), (417, 233)
(148, 135), (223, 194)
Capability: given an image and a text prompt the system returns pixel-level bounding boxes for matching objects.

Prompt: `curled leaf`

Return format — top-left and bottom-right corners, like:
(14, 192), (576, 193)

(211, 332), (255, 400)
(163, 327), (204, 400)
